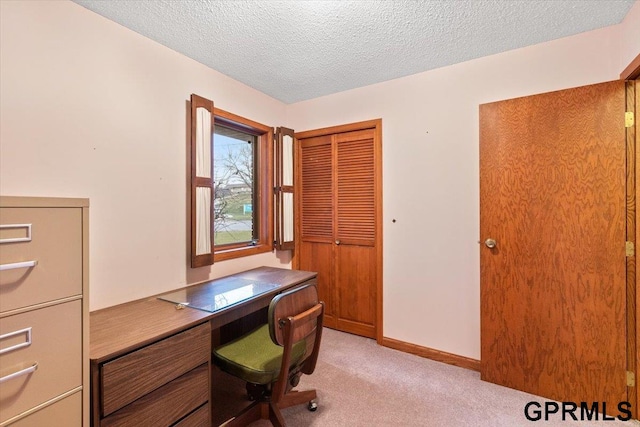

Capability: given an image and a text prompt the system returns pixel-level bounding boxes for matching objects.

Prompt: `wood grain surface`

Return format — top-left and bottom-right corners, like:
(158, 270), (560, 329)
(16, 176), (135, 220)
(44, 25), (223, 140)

(635, 78), (640, 418)
(101, 364), (209, 427)
(189, 94), (215, 268)
(101, 322), (210, 416)
(271, 283), (319, 346)
(296, 123), (381, 339)
(335, 244), (376, 338)
(334, 129), (377, 338)
(627, 78), (640, 419)
(625, 80), (637, 419)
(172, 403), (210, 427)
(480, 80), (628, 408)
(621, 53), (640, 80)
(90, 267), (316, 363)
(300, 135), (333, 241)
(336, 130), (376, 245)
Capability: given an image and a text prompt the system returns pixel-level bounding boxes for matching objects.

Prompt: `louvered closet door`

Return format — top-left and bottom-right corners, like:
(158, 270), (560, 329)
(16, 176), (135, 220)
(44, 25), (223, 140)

(298, 128), (378, 338)
(334, 130), (377, 338)
(299, 135), (336, 327)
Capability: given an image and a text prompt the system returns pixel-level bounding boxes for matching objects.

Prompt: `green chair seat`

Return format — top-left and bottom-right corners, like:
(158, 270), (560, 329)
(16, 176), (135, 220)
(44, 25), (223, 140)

(213, 324), (307, 385)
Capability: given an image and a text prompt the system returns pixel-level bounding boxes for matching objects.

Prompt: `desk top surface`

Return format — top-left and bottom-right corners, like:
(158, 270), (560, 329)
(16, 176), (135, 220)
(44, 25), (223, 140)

(90, 267), (316, 363)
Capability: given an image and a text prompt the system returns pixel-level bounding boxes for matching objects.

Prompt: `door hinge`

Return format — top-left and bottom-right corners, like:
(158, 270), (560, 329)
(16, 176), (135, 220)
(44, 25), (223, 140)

(625, 241), (634, 257)
(627, 371), (635, 387)
(625, 111), (634, 128)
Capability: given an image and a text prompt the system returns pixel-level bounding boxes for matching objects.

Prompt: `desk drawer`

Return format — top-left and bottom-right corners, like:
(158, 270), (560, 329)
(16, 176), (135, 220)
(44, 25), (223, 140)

(101, 322), (210, 416)
(0, 300), (82, 423)
(173, 403), (209, 427)
(0, 208), (82, 313)
(101, 363), (209, 427)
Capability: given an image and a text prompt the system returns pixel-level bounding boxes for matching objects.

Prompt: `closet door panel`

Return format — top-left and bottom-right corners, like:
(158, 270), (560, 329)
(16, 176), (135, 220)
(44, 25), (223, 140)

(300, 136), (333, 243)
(335, 244), (376, 338)
(299, 241), (335, 327)
(334, 129), (377, 337)
(299, 135), (335, 323)
(335, 130), (376, 247)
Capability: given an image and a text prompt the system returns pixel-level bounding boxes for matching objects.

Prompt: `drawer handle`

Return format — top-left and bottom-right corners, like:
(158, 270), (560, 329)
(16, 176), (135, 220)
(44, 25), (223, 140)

(0, 260), (38, 271)
(0, 362), (38, 384)
(0, 327), (32, 355)
(0, 224), (32, 244)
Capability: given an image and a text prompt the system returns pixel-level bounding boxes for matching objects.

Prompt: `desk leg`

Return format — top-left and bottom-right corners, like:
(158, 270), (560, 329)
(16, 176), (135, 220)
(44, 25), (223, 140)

(210, 322), (218, 426)
(211, 324), (221, 349)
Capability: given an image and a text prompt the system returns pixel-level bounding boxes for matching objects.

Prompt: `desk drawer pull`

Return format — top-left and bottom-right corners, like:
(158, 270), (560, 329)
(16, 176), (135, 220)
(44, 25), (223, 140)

(0, 260), (38, 271)
(0, 362), (38, 384)
(0, 327), (32, 355)
(0, 224), (32, 244)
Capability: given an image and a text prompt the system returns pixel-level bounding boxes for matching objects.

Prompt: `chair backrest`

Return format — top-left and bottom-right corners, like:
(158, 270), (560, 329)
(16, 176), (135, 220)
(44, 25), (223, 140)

(268, 284), (324, 378)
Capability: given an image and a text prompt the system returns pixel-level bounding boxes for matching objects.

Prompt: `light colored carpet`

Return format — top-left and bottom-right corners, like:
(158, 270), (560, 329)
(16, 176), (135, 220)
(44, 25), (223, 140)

(244, 328), (637, 427)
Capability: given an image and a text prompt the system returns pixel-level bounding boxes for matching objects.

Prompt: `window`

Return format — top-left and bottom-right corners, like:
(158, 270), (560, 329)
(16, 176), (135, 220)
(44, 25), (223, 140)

(212, 109), (273, 261)
(189, 93), (273, 266)
(213, 125), (257, 246)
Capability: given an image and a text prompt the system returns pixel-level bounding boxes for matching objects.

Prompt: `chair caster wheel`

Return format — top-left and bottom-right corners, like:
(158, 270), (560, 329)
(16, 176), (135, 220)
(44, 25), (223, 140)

(308, 401), (318, 412)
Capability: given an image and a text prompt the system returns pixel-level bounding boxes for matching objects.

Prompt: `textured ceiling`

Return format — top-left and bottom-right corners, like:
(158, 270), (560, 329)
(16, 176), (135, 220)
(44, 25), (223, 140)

(72, 0), (635, 104)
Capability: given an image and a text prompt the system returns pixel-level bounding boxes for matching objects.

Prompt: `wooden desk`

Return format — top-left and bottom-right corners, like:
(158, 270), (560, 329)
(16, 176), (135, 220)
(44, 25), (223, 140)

(89, 267), (317, 427)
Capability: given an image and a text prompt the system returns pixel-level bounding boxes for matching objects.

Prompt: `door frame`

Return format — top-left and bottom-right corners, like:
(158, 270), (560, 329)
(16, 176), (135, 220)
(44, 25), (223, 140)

(293, 119), (383, 343)
(621, 51), (640, 420)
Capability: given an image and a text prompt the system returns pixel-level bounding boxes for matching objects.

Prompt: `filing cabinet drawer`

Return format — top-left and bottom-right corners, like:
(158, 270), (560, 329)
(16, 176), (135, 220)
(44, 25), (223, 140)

(101, 322), (210, 416)
(101, 363), (209, 427)
(0, 300), (82, 423)
(9, 391), (82, 427)
(0, 208), (82, 313)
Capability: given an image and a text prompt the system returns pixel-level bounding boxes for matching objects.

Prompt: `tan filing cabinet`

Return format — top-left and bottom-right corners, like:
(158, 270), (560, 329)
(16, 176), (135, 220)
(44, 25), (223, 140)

(0, 197), (89, 426)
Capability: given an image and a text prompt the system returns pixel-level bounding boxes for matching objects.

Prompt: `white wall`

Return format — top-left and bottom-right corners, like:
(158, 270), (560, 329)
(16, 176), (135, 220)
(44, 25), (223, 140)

(0, 1), (291, 310)
(617, 1), (640, 74)
(286, 18), (635, 359)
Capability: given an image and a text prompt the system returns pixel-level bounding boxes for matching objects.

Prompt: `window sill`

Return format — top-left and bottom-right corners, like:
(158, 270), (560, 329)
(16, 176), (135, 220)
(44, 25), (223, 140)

(213, 243), (272, 262)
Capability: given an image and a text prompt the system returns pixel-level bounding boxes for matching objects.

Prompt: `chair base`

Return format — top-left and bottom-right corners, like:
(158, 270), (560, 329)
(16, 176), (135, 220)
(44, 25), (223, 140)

(222, 389), (317, 427)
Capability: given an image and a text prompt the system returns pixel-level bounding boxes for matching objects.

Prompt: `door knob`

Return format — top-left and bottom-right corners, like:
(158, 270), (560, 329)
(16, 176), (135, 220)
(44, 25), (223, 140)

(484, 238), (497, 249)
(335, 240), (341, 245)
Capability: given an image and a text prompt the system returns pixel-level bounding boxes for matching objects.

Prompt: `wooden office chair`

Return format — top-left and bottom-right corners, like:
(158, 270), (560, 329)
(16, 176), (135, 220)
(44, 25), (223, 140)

(213, 284), (325, 426)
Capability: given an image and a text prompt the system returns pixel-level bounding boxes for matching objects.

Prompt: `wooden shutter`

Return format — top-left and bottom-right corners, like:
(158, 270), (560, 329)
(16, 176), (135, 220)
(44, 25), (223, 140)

(300, 136), (333, 241)
(335, 130), (375, 246)
(274, 127), (295, 250)
(189, 94), (215, 267)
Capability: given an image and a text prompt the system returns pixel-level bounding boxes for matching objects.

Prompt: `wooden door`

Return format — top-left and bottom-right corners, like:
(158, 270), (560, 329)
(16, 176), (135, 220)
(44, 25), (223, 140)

(480, 81), (628, 407)
(297, 122), (381, 339)
(334, 130), (377, 338)
(636, 77), (640, 417)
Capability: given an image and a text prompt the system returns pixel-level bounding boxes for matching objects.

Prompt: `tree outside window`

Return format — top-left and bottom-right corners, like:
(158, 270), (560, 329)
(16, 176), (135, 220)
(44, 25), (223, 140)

(213, 125), (258, 246)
